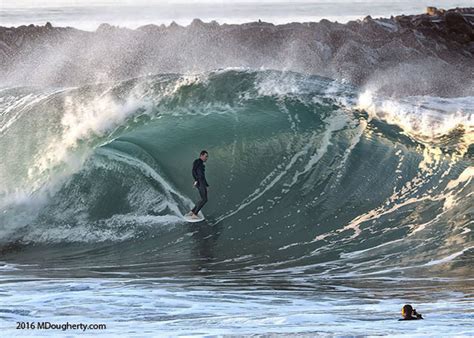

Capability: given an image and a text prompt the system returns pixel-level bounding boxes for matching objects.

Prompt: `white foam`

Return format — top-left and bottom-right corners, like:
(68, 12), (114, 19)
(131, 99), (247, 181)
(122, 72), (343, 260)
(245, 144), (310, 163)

(291, 112), (349, 186)
(97, 147), (194, 215)
(422, 246), (473, 267)
(29, 93), (154, 182)
(0, 74), (207, 213)
(212, 111), (349, 224)
(356, 91), (474, 150)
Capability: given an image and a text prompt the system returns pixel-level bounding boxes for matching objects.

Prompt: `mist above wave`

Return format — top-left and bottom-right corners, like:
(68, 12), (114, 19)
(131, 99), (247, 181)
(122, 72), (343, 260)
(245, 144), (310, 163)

(1, 7), (473, 97)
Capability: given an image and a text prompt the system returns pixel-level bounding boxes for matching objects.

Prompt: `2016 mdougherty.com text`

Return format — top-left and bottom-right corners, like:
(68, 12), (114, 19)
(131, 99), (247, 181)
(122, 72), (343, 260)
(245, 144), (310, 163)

(16, 321), (106, 331)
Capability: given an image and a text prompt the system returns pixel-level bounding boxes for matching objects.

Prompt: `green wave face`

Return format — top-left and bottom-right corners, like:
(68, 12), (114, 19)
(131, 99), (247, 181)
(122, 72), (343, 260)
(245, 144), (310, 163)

(0, 70), (472, 278)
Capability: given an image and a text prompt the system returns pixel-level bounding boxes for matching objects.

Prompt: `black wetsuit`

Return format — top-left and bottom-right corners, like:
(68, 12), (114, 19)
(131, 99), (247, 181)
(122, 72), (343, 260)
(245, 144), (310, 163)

(191, 158), (209, 215)
(398, 315), (423, 321)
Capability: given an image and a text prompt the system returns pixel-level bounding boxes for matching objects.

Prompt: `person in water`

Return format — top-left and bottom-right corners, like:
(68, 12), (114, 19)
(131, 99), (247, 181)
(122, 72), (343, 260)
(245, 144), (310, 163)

(187, 150), (210, 219)
(399, 304), (423, 320)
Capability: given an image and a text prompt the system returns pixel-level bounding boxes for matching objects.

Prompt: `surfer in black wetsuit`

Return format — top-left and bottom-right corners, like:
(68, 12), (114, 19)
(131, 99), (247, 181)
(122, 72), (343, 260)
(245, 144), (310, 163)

(188, 150), (209, 219)
(398, 304), (423, 321)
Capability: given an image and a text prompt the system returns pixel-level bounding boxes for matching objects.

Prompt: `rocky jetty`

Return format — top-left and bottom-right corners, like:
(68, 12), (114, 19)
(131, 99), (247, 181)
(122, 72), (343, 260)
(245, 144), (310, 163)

(1, 7), (473, 96)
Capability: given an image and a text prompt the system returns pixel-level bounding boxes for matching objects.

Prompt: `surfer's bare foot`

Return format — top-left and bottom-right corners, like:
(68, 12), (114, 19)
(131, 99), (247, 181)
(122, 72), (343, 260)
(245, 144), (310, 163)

(190, 213), (200, 219)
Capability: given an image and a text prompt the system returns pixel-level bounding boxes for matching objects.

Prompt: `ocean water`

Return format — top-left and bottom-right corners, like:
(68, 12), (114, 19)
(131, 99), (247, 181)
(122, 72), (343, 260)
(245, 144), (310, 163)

(1, 0), (474, 30)
(0, 69), (472, 335)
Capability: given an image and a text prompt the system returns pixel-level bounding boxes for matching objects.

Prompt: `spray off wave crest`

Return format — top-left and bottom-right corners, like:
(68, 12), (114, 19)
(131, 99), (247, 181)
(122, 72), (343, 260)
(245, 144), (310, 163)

(357, 91), (473, 153)
(0, 69), (472, 277)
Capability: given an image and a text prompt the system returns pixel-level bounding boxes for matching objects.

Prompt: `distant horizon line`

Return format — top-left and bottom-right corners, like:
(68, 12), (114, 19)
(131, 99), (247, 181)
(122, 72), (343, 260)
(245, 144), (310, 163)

(1, 3), (470, 32)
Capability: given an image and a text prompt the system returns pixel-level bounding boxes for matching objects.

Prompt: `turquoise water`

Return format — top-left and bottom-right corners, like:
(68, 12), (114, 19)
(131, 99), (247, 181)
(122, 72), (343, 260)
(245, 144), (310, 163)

(0, 70), (472, 335)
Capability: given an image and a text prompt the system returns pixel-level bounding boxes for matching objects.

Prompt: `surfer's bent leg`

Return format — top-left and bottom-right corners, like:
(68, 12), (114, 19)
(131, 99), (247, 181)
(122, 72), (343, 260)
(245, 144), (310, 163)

(192, 185), (208, 215)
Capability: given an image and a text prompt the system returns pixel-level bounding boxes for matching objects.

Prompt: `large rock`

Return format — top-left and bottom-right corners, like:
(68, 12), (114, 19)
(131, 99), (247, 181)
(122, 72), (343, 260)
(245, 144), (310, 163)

(0, 7), (473, 97)
(445, 11), (473, 43)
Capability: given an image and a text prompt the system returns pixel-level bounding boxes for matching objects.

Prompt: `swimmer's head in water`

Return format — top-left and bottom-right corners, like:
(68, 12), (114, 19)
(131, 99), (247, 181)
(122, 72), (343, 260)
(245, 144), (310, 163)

(401, 304), (423, 320)
(401, 304), (413, 318)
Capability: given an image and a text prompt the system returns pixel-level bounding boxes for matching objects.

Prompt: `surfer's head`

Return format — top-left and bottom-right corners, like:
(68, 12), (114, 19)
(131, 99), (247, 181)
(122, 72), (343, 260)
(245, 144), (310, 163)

(401, 304), (423, 319)
(200, 150), (209, 162)
(402, 304), (423, 319)
(401, 304), (413, 319)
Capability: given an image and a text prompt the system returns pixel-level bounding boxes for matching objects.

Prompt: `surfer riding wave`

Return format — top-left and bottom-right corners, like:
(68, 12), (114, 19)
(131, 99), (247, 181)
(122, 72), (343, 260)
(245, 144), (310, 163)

(187, 150), (210, 220)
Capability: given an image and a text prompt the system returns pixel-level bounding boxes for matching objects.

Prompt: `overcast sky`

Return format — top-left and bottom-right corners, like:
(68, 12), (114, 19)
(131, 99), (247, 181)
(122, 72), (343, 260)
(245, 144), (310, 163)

(4, 0), (326, 6)
(4, 0), (470, 7)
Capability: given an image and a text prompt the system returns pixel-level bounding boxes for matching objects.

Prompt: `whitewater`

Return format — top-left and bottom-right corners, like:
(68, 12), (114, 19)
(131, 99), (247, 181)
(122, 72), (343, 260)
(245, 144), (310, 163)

(0, 68), (472, 335)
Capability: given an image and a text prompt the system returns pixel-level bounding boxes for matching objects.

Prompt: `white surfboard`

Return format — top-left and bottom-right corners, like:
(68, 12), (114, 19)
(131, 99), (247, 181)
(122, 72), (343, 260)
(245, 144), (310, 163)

(183, 212), (205, 223)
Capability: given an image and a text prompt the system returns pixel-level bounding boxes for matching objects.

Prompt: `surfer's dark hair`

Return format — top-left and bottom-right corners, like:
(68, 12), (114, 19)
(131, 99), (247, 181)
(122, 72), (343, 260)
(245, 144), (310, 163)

(200, 150), (208, 156)
(402, 304), (413, 318)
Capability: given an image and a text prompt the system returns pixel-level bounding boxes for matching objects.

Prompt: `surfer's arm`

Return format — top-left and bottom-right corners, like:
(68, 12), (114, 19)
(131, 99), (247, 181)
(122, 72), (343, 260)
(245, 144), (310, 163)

(192, 160), (199, 181)
(199, 165), (209, 187)
(196, 163), (209, 187)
